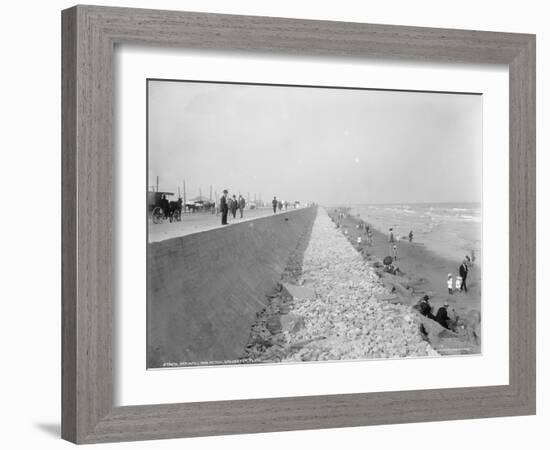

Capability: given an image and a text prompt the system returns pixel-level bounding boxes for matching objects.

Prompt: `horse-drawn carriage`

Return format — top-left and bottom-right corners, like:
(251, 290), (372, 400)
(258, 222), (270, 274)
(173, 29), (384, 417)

(148, 191), (183, 224)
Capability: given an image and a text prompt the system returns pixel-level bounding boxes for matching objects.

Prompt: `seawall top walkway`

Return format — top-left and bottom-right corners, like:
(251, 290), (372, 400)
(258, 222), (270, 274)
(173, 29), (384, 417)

(148, 206), (307, 243)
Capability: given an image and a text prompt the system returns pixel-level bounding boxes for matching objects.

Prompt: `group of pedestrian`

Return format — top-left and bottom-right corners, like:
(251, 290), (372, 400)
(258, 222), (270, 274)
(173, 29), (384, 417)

(415, 254), (473, 331)
(219, 190), (246, 225)
(356, 219), (374, 246)
(271, 196), (285, 213)
(415, 295), (453, 330)
(446, 256), (470, 294)
(386, 227), (414, 261)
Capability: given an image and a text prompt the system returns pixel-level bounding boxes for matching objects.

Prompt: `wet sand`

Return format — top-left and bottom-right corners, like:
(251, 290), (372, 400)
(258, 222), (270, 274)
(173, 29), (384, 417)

(148, 207), (295, 242)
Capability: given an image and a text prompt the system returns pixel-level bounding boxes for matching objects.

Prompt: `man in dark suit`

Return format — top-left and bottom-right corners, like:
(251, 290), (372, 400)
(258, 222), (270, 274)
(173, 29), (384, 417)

(415, 295), (435, 320)
(435, 303), (451, 329)
(459, 259), (469, 292)
(220, 189), (229, 225)
(272, 196), (278, 213)
(238, 195), (246, 218)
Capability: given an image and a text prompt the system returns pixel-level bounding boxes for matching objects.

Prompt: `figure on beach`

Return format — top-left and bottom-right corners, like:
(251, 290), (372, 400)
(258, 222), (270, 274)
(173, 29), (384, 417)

(435, 302), (451, 329)
(388, 227), (395, 243)
(272, 196), (278, 213)
(392, 244), (398, 261)
(238, 195), (246, 218)
(455, 275), (462, 292)
(459, 259), (469, 292)
(409, 230), (413, 242)
(415, 295), (435, 320)
(220, 190), (229, 225)
(447, 273), (454, 294)
(161, 195), (170, 219)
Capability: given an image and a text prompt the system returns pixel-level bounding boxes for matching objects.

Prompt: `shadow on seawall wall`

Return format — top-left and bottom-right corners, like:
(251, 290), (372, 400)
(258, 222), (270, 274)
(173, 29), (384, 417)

(147, 206), (318, 368)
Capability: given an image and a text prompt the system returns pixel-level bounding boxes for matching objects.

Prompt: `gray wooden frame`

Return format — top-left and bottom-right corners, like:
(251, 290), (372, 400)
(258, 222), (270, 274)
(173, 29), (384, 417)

(62, 4), (536, 444)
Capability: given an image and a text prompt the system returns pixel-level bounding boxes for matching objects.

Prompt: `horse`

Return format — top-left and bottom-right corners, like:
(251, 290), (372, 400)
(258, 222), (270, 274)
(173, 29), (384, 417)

(168, 198), (183, 221)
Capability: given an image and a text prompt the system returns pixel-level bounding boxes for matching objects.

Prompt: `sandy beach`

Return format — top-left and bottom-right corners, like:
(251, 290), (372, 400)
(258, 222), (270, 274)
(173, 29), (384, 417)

(330, 208), (481, 314)
(327, 207), (481, 354)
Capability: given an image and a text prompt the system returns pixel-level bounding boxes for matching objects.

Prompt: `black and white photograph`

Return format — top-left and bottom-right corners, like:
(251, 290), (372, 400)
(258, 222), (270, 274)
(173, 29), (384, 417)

(146, 79), (482, 368)
(1, 0), (544, 447)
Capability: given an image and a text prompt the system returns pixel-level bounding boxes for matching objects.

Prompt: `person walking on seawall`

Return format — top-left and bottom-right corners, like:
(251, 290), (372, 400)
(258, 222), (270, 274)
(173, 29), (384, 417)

(459, 259), (469, 292)
(231, 195), (238, 219)
(272, 196), (278, 213)
(220, 190), (229, 225)
(238, 195), (246, 218)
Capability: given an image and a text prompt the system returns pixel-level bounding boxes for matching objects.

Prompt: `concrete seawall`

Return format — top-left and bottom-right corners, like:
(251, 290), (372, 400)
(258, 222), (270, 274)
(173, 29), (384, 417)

(147, 206), (318, 367)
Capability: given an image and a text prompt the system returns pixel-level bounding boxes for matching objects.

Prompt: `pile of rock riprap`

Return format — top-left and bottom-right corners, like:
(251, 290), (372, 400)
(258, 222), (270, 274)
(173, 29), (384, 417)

(241, 208), (437, 363)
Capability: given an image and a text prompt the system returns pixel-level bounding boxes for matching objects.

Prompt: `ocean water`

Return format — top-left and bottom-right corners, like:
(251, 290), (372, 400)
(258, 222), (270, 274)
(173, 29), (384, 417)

(350, 203), (482, 265)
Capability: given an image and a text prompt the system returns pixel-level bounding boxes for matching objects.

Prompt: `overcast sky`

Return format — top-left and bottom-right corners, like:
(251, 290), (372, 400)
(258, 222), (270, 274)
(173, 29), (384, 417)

(148, 80), (482, 205)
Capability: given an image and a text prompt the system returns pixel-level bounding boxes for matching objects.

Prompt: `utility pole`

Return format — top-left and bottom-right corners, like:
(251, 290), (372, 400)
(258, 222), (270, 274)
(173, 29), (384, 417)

(183, 180), (186, 206)
(209, 185), (212, 202)
(156, 176), (159, 192)
(199, 187), (202, 200)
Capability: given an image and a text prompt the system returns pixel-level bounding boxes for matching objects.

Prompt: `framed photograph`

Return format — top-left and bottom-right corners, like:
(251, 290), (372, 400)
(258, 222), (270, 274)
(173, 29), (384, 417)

(62, 5), (536, 444)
